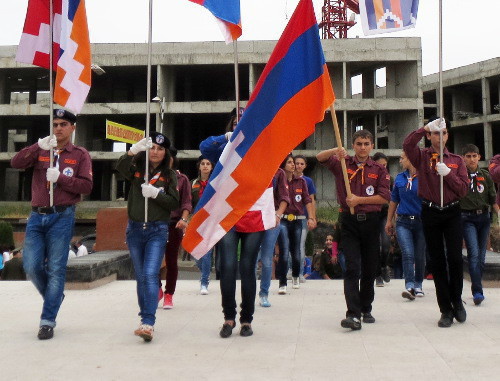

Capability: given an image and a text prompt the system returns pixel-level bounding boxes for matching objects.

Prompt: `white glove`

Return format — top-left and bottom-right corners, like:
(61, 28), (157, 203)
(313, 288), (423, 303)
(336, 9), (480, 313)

(426, 118), (446, 132)
(225, 132), (233, 141)
(38, 136), (57, 150)
(130, 137), (152, 155)
(46, 167), (60, 182)
(141, 184), (160, 199)
(436, 162), (451, 176)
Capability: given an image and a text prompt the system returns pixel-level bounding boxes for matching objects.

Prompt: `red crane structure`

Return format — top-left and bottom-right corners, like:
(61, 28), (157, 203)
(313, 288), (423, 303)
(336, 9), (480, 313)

(319, 0), (360, 39)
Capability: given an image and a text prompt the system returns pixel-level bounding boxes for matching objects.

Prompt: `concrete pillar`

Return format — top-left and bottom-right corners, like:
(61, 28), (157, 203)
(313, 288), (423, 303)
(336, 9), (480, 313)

(483, 122), (493, 159)
(362, 70), (375, 99)
(0, 73), (6, 104)
(482, 77), (491, 115)
(111, 172), (117, 201)
(344, 63), (352, 99)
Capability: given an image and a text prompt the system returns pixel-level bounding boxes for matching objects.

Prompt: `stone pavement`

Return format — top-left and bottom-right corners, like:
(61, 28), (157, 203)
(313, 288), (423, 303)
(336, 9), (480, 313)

(2, 279), (500, 380)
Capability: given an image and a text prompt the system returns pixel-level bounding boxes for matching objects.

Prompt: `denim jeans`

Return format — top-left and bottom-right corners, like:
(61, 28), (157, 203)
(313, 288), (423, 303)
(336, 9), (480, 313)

(395, 216), (426, 290)
(462, 212), (490, 295)
(277, 220), (302, 286)
(196, 248), (213, 287)
(126, 220), (168, 326)
(377, 214), (391, 277)
(219, 229), (264, 324)
(258, 224), (281, 297)
(299, 219), (307, 276)
(23, 206), (75, 328)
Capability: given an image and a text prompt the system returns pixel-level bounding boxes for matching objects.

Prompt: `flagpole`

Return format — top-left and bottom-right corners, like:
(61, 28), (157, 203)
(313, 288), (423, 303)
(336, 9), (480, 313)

(329, 104), (354, 215)
(144, 0), (153, 224)
(49, 0), (55, 207)
(233, 40), (240, 122)
(438, 0), (444, 207)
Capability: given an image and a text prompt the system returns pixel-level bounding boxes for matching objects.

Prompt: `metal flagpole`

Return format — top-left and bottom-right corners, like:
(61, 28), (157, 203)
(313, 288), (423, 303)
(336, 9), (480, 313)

(233, 40), (240, 122)
(438, 0), (444, 207)
(144, 0), (153, 224)
(49, 0), (55, 207)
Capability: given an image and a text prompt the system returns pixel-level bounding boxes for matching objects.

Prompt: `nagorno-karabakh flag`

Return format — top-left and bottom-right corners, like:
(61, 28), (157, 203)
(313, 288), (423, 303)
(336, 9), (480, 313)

(188, 0), (242, 43)
(182, 0), (335, 258)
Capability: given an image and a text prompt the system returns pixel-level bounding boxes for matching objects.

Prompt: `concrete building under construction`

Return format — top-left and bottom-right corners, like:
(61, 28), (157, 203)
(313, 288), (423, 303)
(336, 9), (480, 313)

(0, 39), (497, 206)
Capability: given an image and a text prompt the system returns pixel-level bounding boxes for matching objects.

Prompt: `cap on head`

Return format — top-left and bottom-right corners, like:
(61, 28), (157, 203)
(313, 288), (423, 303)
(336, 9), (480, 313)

(150, 131), (171, 149)
(53, 109), (77, 124)
(230, 107), (245, 119)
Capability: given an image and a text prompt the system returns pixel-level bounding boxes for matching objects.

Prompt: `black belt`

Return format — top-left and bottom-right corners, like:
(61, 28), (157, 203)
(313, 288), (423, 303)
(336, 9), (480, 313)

(32, 205), (71, 214)
(422, 199), (459, 211)
(341, 211), (378, 222)
(461, 208), (488, 215)
(398, 214), (420, 220)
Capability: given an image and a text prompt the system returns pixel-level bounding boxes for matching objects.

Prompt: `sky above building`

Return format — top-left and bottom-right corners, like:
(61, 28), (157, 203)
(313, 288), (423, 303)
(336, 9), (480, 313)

(1, 0), (499, 77)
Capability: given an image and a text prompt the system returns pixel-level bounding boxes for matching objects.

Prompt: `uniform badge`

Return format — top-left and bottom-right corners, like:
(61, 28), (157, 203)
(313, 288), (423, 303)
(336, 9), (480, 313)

(62, 167), (74, 177)
(56, 109), (65, 118)
(366, 185), (375, 196)
(477, 183), (484, 193)
(155, 134), (165, 144)
(295, 194), (302, 202)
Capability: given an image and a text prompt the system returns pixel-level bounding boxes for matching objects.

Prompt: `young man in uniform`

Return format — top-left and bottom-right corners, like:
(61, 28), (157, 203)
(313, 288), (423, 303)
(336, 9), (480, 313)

(317, 130), (391, 330)
(403, 118), (468, 328)
(11, 109), (93, 340)
(460, 144), (498, 306)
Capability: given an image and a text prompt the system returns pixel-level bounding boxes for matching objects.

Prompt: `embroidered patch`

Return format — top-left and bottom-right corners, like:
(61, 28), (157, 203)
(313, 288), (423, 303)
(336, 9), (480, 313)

(38, 156), (49, 162)
(368, 173), (378, 179)
(477, 177), (485, 181)
(64, 159), (77, 164)
(155, 134), (165, 144)
(477, 183), (484, 193)
(448, 164), (458, 168)
(56, 109), (65, 118)
(62, 167), (74, 177)
(296, 188), (303, 193)
(366, 185), (375, 196)
(295, 194), (302, 202)
(347, 169), (355, 175)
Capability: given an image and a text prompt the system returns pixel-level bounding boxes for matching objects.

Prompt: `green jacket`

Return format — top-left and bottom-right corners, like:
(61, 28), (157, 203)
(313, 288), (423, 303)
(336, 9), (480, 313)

(459, 167), (496, 211)
(116, 153), (179, 222)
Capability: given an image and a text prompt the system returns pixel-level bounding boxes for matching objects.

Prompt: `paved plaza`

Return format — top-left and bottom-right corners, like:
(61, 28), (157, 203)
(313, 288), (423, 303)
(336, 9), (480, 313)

(2, 278), (500, 380)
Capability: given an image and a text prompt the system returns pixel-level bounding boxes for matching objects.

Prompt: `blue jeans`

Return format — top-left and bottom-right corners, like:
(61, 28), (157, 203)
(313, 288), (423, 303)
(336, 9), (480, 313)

(219, 229), (264, 324)
(126, 220), (168, 326)
(23, 206), (75, 328)
(462, 212), (490, 295)
(195, 249), (213, 287)
(277, 220), (302, 286)
(258, 224), (281, 297)
(396, 216), (426, 290)
(299, 219), (307, 276)
(338, 250), (346, 274)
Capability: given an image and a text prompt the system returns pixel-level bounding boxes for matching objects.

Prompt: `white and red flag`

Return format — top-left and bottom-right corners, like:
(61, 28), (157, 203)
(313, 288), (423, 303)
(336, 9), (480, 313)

(16, 0), (91, 114)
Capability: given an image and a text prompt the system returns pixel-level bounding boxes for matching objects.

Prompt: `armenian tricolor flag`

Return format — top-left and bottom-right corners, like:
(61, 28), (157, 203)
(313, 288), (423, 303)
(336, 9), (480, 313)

(188, 0), (242, 43)
(360, 0), (419, 35)
(182, 0), (335, 258)
(16, 0), (91, 114)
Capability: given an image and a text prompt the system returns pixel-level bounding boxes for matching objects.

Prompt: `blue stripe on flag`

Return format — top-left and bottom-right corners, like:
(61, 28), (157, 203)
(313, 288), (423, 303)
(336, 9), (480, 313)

(204, 0), (240, 24)
(68, 0), (80, 21)
(366, 0), (377, 29)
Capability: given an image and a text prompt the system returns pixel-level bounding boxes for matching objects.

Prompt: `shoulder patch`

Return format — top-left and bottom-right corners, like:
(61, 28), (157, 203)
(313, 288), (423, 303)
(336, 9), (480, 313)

(447, 163), (458, 169)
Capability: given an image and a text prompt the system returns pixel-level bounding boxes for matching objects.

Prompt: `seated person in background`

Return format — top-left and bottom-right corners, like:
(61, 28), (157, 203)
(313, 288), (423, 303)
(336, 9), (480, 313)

(75, 240), (88, 257)
(1, 249), (26, 280)
(304, 255), (322, 280)
(319, 234), (343, 279)
(303, 256), (312, 278)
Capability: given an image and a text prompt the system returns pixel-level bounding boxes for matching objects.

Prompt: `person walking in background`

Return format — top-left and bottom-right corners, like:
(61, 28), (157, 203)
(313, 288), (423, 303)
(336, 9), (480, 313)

(160, 146), (192, 309)
(191, 156), (214, 295)
(460, 144), (498, 305)
(385, 152), (425, 301)
(294, 155), (317, 283)
(403, 117), (468, 328)
(372, 152), (391, 287)
(10, 109), (92, 340)
(257, 167), (289, 307)
(116, 132), (179, 342)
(317, 130), (390, 331)
(277, 154), (316, 294)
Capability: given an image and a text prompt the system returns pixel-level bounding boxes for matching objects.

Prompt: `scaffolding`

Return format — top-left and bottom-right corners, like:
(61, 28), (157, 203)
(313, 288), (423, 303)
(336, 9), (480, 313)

(319, 0), (359, 39)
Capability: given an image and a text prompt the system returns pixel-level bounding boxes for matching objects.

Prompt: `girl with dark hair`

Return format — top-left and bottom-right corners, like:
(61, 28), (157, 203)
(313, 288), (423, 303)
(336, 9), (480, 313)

(116, 132), (179, 342)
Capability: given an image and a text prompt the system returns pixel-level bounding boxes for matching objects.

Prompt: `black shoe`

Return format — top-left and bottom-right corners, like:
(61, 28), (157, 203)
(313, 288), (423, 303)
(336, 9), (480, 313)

(382, 266), (391, 283)
(402, 288), (416, 301)
(438, 312), (453, 328)
(219, 322), (235, 338)
(453, 303), (467, 323)
(362, 312), (375, 324)
(240, 324), (253, 337)
(341, 317), (362, 330)
(375, 277), (384, 287)
(37, 325), (54, 340)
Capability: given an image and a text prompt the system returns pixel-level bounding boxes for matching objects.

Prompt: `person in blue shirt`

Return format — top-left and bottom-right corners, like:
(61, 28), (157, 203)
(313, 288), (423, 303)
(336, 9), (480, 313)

(385, 152), (426, 300)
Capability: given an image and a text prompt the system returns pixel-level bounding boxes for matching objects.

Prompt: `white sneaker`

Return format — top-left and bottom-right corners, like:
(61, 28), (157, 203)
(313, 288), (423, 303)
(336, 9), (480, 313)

(414, 288), (425, 297)
(200, 285), (208, 295)
(292, 277), (300, 289)
(278, 286), (287, 295)
(299, 275), (306, 283)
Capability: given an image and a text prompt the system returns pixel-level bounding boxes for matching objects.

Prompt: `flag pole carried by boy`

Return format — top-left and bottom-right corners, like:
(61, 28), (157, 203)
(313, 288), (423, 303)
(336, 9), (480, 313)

(16, 0), (92, 206)
(187, 0), (243, 119)
(183, 0), (335, 258)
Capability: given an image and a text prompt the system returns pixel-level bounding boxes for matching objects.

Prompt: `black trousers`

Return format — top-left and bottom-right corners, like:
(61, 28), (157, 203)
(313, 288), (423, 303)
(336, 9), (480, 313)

(421, 204), (463, 314)
(340, 212), (380, 319)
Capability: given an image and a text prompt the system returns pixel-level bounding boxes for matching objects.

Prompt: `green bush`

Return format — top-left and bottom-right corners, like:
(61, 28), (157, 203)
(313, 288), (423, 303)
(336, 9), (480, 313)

(0, 221), (15, 250)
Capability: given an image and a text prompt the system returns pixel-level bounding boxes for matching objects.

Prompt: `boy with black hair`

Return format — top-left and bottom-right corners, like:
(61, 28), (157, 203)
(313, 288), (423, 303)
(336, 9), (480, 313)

(460, 144), (498, 305)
